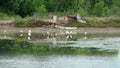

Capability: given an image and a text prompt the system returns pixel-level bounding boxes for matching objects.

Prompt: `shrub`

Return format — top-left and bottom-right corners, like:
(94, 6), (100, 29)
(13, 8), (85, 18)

(14, 18), (27, 27)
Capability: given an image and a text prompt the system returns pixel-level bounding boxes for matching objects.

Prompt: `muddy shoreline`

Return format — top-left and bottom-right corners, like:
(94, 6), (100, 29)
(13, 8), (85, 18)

(0, 26), (120, 34)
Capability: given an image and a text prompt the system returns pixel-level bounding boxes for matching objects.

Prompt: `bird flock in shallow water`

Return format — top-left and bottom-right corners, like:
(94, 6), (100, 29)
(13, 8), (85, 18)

(2, 29), (88, 41)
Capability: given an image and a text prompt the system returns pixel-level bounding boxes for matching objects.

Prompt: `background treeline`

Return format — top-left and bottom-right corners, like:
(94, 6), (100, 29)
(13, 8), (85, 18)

(0, 0), (120, 17)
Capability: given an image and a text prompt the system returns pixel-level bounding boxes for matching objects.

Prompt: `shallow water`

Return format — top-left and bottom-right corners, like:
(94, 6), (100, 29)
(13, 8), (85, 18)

(0, 32), (120, 68)
(0, 54), (120, 68)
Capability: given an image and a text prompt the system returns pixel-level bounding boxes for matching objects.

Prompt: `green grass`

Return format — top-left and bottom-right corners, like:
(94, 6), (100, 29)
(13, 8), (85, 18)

(66, 22), (120, 27)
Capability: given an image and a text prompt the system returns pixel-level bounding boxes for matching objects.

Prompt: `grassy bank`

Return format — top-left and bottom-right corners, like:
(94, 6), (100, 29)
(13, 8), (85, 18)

(14, 17), (120, 28)
(0, 39), (118, 56)
(1, 14), (120, 28)
(65, 22), (120, 27)
(14, 17), (53, 28)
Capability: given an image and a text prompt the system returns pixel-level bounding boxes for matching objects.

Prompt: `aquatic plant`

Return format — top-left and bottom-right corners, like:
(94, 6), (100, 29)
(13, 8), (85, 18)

(0, 39), (118, 56)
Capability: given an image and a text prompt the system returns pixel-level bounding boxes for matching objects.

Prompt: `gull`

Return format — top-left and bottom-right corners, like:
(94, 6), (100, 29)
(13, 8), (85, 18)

(28, 36), (31, 40)
(84, 32), (87, 35)
(28, 30), (32, 40)
(47, 32), (50, 35)
(3, 30), (7, 39)
(84, 32), (87, 39)
(66, 31), (72, 34)
(20, 30), (23, 37)
(28, 30), (32, 36)
(66, 31), (72, 39)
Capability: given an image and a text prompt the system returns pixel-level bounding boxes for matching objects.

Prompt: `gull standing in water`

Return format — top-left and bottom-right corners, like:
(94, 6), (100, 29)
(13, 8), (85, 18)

(3, 29), (7, 39)
(20, 30), (24, 37)
(66, 31), (72, 39)
(46, 31), (50, 39)
(52, 38), (57, 45)
(28, 30), (32, 40)
(84, 32), (87, 39)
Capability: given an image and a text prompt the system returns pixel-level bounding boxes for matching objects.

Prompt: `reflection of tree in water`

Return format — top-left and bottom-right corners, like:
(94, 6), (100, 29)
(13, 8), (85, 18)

(0, 39), (14, 49)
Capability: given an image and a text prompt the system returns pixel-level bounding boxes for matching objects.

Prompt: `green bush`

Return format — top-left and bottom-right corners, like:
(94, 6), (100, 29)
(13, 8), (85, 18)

(14, 17), (34, 27)
(0, 12), (10, 20)
(14, 18), (26, 27)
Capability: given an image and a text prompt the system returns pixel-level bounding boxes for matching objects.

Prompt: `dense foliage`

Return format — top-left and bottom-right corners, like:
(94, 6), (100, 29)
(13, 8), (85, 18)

(0, 0), (120, 17)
